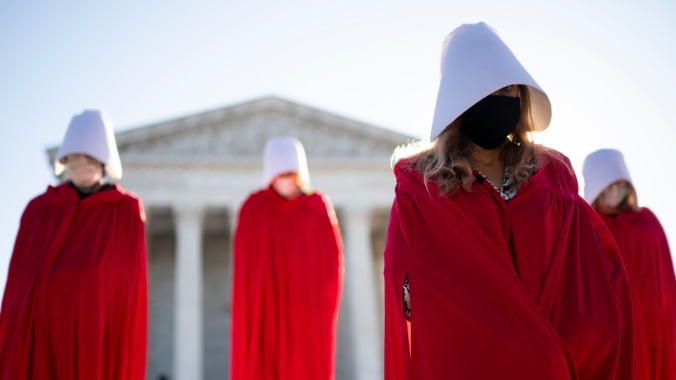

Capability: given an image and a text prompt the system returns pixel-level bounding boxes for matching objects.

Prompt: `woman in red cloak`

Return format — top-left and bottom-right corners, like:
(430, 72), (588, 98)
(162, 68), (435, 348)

(0, 110), (148, 379)
(230, 136), (344, 380)
(583, 148), (676, 379)
(384, 23), (635, 379)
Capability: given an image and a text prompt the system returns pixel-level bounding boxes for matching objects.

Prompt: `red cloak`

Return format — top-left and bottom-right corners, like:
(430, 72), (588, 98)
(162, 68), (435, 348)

(0, 183), (148, 380)
(231, 188), (344, 380)
(598, 208), (676, 379)
(384, 149), (635, 379)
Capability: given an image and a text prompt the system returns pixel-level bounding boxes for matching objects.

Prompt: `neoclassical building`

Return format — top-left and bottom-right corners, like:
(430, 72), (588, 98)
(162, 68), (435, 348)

(49, 96), (413, 380)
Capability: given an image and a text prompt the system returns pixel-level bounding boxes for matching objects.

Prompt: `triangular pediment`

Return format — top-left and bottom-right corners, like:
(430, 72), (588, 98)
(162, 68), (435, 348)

(121, 96), (412, 160)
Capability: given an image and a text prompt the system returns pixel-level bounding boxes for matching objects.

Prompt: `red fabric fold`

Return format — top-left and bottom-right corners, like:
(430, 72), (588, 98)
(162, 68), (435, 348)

(598, 208), (676, 379)
(231, 188), (344, 380)
(384, 149), (635, 379)
(0, 183), (148, 380)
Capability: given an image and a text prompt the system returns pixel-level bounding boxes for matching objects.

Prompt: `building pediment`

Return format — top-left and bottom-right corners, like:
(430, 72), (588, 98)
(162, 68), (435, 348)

(47, 96), (415, 169)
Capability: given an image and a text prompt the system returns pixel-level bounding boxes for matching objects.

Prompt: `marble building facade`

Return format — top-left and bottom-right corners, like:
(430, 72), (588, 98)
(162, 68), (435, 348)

(51, 96), (413, 380)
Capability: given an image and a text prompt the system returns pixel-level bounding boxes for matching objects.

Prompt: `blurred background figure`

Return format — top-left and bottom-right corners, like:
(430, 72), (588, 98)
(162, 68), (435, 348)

(231, 136), (344, 380)
(0, 110), (148, 379)
(583, 148), (676, 379)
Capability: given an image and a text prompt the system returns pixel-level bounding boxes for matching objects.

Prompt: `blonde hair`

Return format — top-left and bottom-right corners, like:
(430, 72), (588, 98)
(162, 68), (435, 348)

(393, 85), (542, 195)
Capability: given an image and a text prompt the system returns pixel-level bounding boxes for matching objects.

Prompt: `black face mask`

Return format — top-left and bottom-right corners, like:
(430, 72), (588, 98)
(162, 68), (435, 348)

(459, 95), (521, 150)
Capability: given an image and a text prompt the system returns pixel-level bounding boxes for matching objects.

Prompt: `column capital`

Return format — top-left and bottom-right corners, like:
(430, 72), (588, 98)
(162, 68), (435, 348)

(172, 203), (206, 223)
(342, 205), (372, 219)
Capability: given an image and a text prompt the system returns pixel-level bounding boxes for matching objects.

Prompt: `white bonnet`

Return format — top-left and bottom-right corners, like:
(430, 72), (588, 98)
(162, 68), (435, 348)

(263, 136), (310, 189)
(582, 148), (633, 204)
(54, 109), (122, 179)
(430, 22), (551, 141)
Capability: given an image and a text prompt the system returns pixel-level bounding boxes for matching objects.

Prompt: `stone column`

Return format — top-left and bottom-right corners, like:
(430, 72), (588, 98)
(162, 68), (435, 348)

(173, 204), (205, 380)
(224, 204), (238, 377)
(228, 204), (239, 237)
(343, 206), (382, 380)
(226, 204), (238, 293)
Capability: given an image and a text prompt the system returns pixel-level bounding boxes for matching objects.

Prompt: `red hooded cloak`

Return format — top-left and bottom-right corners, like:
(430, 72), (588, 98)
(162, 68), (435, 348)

(230, 188), (343, 380)
(598, 208), (676, 379)
(384, 149), (635, 379)
(0, 183), (148, 379)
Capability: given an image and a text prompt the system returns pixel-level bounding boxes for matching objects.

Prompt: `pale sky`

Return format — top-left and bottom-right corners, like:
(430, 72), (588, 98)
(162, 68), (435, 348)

(1, 0), (675, 294)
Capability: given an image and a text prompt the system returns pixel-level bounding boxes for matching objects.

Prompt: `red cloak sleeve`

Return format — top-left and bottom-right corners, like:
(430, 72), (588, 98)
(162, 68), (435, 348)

(0, 183), (148, 380)
(599, 208), (676, 379)
(231, 188), (344, 380)
(384, 148), (635, 379)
